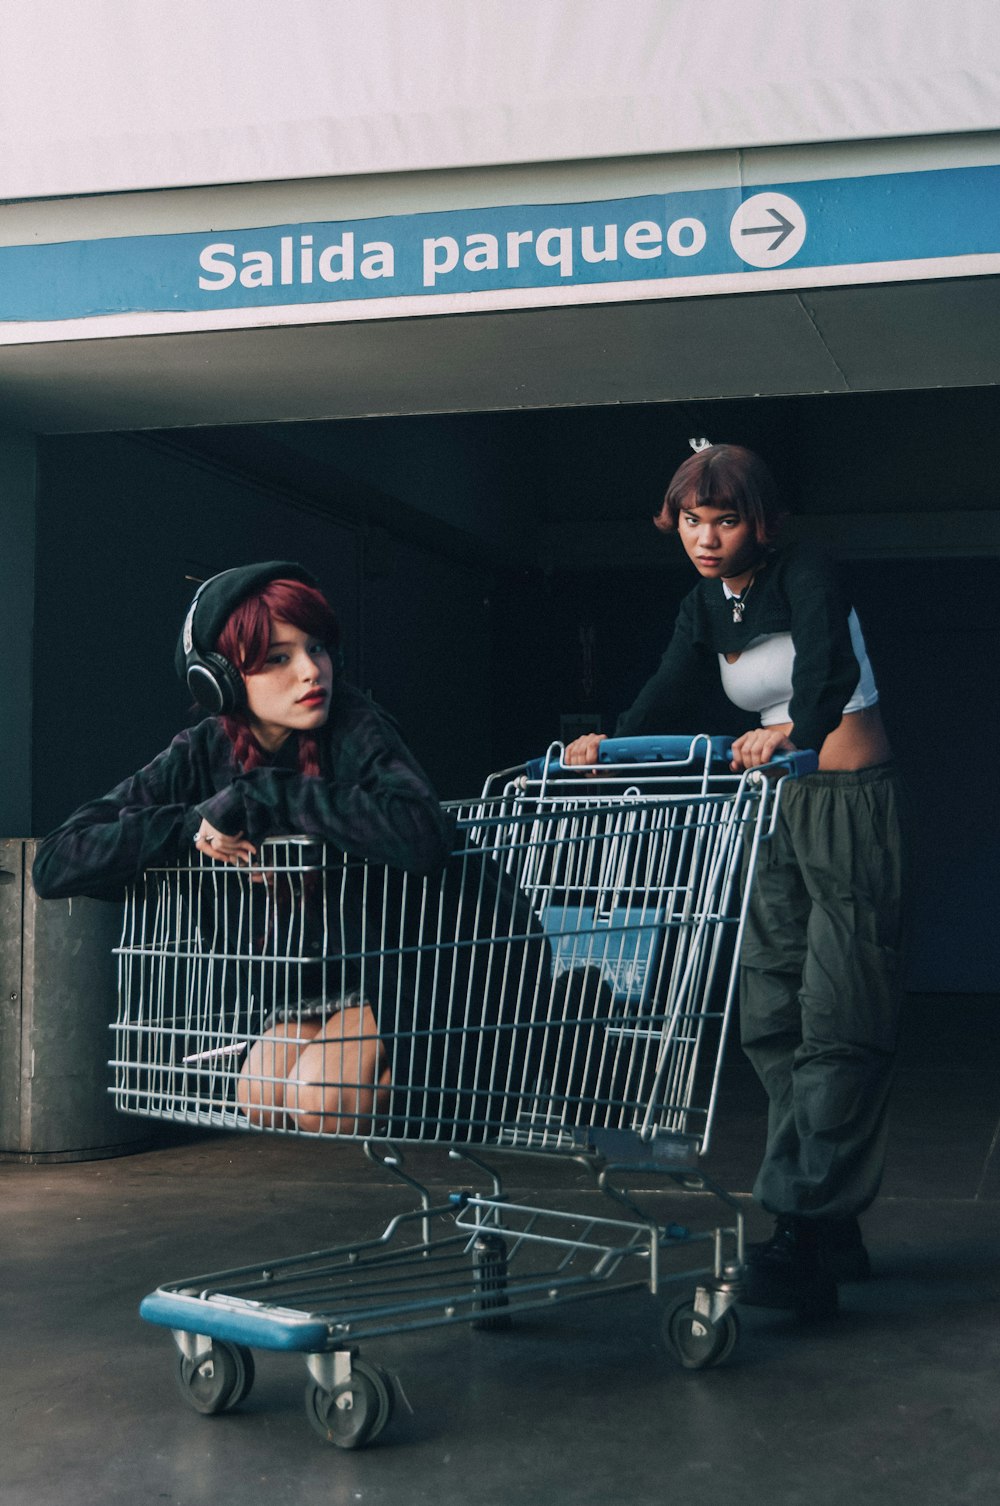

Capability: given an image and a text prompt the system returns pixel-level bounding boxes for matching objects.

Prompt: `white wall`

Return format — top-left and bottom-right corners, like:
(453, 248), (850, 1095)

(3, 0), (999, 198)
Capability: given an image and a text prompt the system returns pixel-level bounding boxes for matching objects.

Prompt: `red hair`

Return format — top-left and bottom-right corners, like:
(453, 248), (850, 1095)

(215, 578), (340, 775)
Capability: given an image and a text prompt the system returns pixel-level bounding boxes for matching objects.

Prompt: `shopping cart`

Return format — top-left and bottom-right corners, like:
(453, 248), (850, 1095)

(117, 734), (815, 1448)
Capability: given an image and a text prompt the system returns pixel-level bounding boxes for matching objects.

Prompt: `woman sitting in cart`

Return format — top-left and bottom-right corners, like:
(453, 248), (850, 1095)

(564, 442), (906, 1318)
(32, 561), (456, 1134)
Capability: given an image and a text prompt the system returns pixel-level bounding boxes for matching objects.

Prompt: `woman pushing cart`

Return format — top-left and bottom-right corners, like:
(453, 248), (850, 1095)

(565, 440), (907, 1317)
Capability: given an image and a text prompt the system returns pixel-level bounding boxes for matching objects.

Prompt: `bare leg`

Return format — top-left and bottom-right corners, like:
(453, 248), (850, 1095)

(237, 1020), (321, 1128)
(285, 1005), (390, 1135)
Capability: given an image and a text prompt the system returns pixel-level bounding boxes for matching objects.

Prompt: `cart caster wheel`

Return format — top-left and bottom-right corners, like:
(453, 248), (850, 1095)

(305, 1360), (394, 1449)
(227, 1344), (256, 1407)
(663, 1296), (740, 1370)
(472, 1232), (512, 1331)
(175, 1340), (253, 1414)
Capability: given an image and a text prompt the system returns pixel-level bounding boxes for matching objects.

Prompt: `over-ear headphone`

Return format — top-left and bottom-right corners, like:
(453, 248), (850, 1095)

(180, 575), (246, 713)
(176, 561), (322, 714)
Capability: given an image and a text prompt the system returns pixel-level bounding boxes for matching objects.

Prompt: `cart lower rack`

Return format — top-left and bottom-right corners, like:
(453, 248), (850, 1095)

(116, 735), (813, 1447)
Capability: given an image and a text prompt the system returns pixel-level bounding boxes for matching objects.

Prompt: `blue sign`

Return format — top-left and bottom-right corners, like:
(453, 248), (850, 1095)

(1, 163), (998, 324)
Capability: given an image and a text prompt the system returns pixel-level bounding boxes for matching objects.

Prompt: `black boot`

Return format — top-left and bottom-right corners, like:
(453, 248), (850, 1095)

(816, 1216), (871, 1283)
(741, 1215), (838, 1317)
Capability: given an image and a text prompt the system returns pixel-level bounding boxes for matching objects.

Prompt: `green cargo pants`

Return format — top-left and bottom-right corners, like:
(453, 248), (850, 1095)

(739, 762), (906, 1220)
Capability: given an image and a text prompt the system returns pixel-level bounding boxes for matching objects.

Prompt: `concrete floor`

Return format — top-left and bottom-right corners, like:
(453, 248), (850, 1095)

(4, 993), (1000, 1506)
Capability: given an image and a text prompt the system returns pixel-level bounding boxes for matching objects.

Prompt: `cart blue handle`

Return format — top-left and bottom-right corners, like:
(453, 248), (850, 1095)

(525, 736), (818, 780)
(598, 735), (731, 765)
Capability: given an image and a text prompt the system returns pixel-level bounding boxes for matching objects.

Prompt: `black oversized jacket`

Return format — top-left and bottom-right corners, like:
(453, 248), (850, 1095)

(32, 683), (454, 901)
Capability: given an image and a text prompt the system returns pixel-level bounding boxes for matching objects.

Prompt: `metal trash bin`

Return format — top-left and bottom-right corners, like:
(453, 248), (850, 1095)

(0, 838), (157, 1161)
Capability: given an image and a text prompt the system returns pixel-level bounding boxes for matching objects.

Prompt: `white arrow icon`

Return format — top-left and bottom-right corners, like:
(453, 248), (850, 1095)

(730, 192), (806, 268)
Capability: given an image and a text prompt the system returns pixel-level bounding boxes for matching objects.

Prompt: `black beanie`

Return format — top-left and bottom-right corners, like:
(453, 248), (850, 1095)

(175, 561), (319, 683)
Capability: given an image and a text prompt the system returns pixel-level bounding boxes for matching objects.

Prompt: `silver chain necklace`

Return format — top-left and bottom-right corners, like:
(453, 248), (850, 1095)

(729, 571), (757, 624)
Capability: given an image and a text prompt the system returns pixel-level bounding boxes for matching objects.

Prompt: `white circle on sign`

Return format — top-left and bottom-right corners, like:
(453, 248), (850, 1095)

(730, 193), (806, 268)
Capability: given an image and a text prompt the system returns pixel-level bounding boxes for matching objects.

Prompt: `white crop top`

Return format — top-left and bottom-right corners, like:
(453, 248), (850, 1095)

(717, 606), (879, 727)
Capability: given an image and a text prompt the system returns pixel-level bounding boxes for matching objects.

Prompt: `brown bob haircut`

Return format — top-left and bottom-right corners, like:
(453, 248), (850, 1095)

(654, 444), (784, 546)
